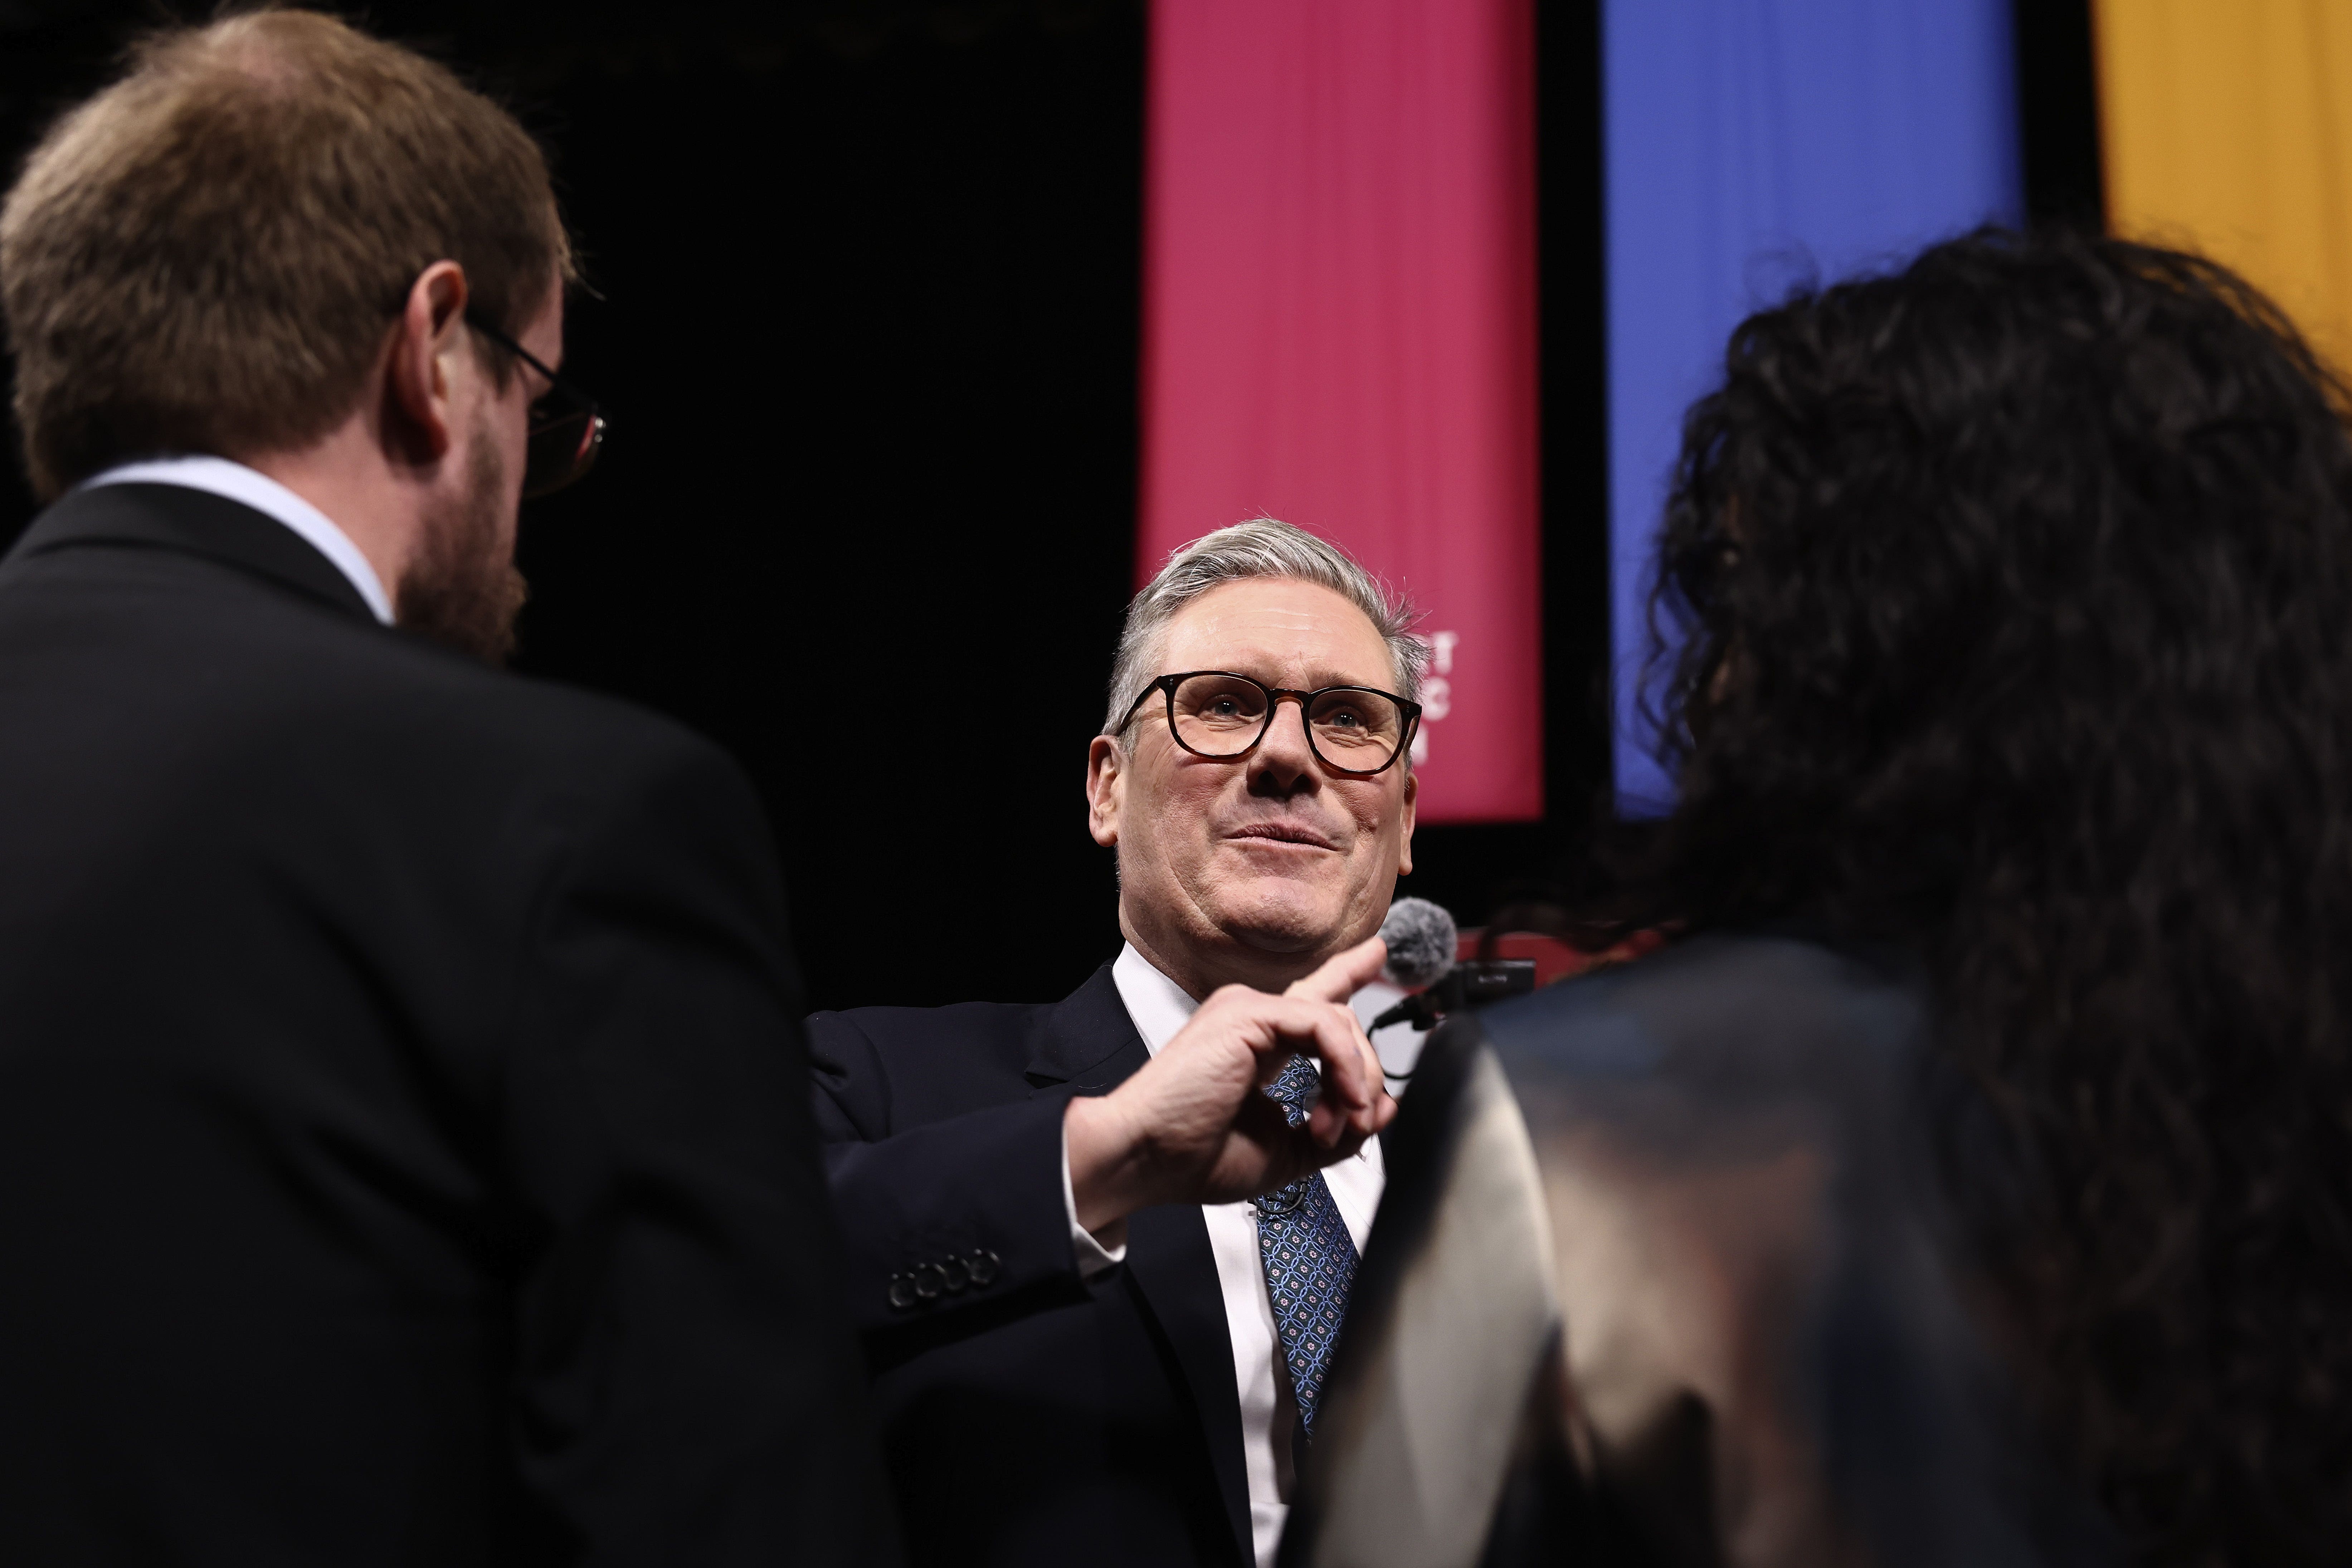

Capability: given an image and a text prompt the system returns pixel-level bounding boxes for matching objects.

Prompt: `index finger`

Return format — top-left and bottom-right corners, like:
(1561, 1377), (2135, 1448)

(1285, 934), (1387, 1006)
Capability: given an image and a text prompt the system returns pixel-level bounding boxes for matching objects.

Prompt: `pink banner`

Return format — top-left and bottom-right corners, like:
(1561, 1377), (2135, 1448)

(1139, 0), (1542, 823)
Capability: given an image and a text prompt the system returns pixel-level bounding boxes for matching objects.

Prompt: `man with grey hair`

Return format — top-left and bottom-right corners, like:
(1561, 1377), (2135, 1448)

(809, 518), (1423, 1568)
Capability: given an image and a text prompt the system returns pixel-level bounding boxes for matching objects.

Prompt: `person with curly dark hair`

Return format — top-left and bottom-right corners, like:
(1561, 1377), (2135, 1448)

(1287, 230), (2352, 1568)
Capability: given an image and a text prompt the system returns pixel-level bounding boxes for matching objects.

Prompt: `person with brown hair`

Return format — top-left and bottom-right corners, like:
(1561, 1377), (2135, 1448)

(2, 3), (574, 660)
(0, 10), (893, 1562)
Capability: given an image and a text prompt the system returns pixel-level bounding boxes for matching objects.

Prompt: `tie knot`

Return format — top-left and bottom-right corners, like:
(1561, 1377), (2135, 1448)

(1265, 1053), (1320, 1126)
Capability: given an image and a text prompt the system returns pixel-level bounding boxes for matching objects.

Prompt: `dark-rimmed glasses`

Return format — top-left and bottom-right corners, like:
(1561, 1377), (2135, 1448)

(1119, 671), (1422, 776)
(465, 312), (606, 497)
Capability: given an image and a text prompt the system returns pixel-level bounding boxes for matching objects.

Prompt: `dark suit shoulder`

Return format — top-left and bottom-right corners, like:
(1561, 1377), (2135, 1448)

(808, 965), (1136, 1138)
(215, 574), (729, 789)
(1, 490), (726, 790)
(811, 997), (1058, 1070)
(0, 491), (784, 1071)
(807, 996), (1068, 1141)
(354, 645), (744, 824)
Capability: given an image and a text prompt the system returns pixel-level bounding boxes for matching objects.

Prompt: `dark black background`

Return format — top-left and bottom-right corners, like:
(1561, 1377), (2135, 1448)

(0, 0), (2097, 1009)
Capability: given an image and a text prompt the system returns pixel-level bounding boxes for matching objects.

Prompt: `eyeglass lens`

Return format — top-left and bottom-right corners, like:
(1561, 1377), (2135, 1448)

(1168, 673), (1408, 770)
(521, 405), (604, 499)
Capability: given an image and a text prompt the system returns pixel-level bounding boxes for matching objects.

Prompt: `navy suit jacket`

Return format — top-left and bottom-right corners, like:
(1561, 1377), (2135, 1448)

(808, 965), (1252, 1567)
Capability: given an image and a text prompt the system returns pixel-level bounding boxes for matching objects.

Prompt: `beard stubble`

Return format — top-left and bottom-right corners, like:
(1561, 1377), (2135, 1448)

(395, 423), (529, 665)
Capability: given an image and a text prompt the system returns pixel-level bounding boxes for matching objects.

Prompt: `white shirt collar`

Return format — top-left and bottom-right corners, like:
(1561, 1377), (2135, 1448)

(1111, 942), (1198, 1057)
(78, 456), (394, 624)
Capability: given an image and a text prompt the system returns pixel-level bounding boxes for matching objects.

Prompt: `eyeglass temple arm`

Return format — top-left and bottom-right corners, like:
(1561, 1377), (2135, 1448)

(464, 311), (599, 409)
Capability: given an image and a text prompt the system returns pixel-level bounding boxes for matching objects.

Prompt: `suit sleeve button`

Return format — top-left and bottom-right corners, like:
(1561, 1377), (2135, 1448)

(966, 1248), (1001, 1287)
(913, 1262), (947, 1300)
(940, 1256), (970, 1292)
(887, 1274), (917, 1310)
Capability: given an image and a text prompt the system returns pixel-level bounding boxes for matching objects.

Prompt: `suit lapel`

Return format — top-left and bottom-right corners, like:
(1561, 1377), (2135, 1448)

(1028, 965), (1254, 1565)
(1022, 963), (1149, 1091)
(1127, 1204), (1252, 1564)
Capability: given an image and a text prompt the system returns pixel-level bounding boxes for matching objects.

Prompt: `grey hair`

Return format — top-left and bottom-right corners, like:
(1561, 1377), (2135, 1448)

(1103, 517), (1427, 737)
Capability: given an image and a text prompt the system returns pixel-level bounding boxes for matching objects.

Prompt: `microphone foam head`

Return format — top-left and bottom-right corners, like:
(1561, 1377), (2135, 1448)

(1379, 896), (1457, 989)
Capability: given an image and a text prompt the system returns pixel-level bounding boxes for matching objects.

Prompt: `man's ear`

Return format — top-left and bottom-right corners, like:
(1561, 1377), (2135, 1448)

(1086, 734), (1125, 848)
(1396, 768), (1417, 877)
(385, 260), (471, 466)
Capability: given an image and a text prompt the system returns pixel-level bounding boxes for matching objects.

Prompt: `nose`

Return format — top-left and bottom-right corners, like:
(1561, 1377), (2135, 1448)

(1246, 691), (1320, 799)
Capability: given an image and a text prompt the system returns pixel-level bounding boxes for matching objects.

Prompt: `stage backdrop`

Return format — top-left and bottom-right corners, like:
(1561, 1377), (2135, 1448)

(2094, 0), (2352, 372)
(1603, 0), (2024, 811)
(1138, 0), (1542, 824)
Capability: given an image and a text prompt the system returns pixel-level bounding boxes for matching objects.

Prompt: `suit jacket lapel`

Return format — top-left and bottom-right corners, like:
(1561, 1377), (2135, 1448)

(1028, 965), (1254, 1565)
(1127, 1203), (1252, 1564)
(6, 482), (378, 623)
(1023, 963), (1149, 1090)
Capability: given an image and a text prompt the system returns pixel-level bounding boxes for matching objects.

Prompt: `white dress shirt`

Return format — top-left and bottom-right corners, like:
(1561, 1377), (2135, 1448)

(1071, 944), (1386, 1568)
(79, 455), (394, 624)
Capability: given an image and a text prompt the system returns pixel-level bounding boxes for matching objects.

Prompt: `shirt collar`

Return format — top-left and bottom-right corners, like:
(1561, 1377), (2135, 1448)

(78, 456), (394, 624)
(1111, 942), (1199, 1057)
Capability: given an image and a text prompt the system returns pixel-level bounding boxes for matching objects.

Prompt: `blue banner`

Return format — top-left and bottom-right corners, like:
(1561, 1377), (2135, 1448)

(1604, 0), (2023, 810)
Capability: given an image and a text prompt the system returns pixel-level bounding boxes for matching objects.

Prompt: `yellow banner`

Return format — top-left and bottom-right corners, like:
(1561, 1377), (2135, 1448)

(2095, 0), (2352, 367)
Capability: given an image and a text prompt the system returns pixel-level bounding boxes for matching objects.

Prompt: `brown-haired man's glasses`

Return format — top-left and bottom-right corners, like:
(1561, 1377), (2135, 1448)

(465, 313), (605, 497)
(1119, 671), (1422, 777)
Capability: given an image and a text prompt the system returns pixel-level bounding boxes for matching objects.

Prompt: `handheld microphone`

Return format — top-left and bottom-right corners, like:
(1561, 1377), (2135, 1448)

(1369, 896), (1537, 1035)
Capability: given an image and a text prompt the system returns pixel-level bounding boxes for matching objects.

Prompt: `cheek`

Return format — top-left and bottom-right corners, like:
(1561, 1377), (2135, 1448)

(1131, 767), (1237, 878)
(507, 400), (535, 471)
(1123, 761), (1200, 840)
(1143, 758), (1231, 821)
(1340, 782), (1403, 840)
(469, 392), (530, 490)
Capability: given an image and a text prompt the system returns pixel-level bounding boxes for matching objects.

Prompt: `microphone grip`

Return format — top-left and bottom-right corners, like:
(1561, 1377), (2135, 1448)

(1366, 961), (1540, 1034)
(1368, 989), (1445, 1034)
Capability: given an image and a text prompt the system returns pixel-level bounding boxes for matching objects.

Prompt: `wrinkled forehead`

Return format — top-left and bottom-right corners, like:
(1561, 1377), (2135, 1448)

(1153, 577), (1399, 691)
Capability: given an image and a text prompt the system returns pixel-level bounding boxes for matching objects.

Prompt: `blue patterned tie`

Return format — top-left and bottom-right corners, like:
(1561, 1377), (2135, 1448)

(1255, 1052), (1361, 1441)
